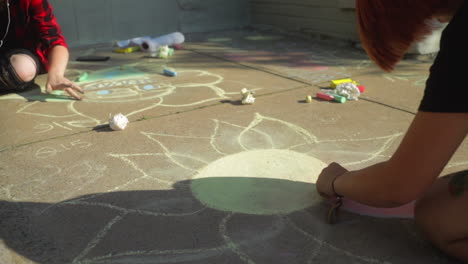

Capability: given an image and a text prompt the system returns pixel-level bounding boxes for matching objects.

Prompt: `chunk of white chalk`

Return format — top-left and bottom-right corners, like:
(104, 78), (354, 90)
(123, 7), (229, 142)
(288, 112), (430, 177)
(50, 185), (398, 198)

(109, 113), (129, 131)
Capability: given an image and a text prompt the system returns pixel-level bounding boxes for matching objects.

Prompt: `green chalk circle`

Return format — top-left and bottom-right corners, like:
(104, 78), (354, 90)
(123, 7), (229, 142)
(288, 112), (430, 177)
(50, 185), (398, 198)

(190, 149), (327, 215)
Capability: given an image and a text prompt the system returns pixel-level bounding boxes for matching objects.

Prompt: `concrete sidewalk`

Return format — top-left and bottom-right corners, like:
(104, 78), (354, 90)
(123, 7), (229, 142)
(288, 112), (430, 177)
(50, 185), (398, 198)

(1, 30), (466, 264)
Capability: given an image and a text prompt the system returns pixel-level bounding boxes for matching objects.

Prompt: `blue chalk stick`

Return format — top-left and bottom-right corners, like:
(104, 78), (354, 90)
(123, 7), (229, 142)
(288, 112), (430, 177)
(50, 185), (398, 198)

(163, 68), (177, 77)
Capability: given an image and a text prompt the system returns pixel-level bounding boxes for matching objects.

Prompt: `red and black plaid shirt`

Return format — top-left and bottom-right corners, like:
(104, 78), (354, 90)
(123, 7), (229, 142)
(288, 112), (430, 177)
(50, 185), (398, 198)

(0, 0), (67, 72)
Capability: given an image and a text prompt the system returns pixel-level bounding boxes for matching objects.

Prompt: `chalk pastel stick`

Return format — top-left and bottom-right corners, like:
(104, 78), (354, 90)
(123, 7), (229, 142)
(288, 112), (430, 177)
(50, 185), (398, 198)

(342, 198), (415, 219)
(163, 68), (177, 77)
(330, 79), (358, 89)
(168, 48), (175, 56)
(171, 44), (183, 50)
(358, 85), (365, 93)
(114, 46), (140, 53)
(327, 93), (347, 104)
(316, 92), (334, 101)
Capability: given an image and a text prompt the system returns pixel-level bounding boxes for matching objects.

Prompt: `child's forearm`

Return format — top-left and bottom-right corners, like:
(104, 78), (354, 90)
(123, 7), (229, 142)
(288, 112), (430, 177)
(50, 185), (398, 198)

(333, 162), (409, 208)
(48, 45), (69, 76)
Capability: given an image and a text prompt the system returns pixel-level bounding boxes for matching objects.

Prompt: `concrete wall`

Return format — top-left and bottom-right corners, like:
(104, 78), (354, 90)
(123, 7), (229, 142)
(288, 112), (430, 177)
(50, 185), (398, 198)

(250, 0), (359, 42)
(50, 0), (250, 46)
(250, 0), (444, 54)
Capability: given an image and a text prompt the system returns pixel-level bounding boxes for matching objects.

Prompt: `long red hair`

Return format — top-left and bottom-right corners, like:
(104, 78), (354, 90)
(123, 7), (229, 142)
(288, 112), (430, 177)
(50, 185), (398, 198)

(356, 0), (463, 72)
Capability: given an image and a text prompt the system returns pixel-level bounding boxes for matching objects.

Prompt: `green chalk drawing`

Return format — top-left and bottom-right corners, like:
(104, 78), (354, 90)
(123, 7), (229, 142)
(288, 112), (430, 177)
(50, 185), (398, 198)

(25, 94), (75, 102)
(75, 72), (89, 82)
(4, 89), (75, 102)
(0, 66), (147, 102)
(191, 149), (327, 215)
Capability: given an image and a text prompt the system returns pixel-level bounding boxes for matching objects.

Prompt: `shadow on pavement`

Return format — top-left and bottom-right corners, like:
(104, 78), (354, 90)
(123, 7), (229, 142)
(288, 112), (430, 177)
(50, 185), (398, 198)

(0, 178), (457, 264)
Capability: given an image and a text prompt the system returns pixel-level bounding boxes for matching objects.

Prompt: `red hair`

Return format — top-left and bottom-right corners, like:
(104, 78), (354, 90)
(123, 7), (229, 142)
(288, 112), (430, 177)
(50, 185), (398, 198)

(356, 0), (463, 72)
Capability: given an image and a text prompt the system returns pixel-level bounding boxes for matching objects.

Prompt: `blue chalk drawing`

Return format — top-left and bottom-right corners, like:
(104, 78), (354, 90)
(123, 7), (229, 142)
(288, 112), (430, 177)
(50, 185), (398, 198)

(97, 90), (112, 95)
(142, 85), (157, 90)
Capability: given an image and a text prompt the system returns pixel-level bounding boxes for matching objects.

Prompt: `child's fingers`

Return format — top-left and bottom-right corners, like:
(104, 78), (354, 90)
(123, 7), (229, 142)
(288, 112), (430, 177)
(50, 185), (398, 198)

(72, 82), (84, 94)
(64, 87), (82, 100)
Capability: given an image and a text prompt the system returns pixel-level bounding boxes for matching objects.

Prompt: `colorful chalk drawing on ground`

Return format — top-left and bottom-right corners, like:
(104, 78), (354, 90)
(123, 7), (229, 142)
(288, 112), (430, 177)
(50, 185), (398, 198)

(2, 113), (459, 264)
(0, 66), (148, 102)
(1, 67), (262, 131)
(221, 47), (357, 84)
(218, 36), (431, 88)
(224, 51), (330, 72)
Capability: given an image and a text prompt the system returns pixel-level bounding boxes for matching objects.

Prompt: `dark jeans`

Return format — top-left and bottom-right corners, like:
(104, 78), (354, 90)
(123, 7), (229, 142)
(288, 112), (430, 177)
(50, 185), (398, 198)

(0, 49), (40, 91)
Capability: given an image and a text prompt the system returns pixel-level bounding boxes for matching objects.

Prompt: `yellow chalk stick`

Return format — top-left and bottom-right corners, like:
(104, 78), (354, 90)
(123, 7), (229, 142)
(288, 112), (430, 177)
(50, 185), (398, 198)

(330, 79), (358, 89)
(114, 46), (141, 53)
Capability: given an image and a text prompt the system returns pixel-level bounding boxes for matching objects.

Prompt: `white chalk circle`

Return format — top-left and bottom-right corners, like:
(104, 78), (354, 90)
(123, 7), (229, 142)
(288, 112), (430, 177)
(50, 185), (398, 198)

(191, 149), (327, 215)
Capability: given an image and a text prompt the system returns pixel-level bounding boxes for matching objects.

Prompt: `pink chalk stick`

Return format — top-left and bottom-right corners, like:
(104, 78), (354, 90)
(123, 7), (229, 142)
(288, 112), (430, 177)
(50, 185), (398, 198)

(358, 85), (365, 93)
(316, 92), (334, 101)
(171, 44), (183, 50)
(341, 198), (415, 219)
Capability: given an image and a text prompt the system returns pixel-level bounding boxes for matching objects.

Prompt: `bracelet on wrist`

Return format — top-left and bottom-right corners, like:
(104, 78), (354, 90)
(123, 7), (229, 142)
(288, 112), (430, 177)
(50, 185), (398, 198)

(331, 175), (343, 198)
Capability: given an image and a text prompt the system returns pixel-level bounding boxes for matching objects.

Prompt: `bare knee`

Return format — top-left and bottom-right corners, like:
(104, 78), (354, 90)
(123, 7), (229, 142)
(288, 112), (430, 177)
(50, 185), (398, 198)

(414, 176), (468, 262)
(10, 54), (38, 82)
(414, 197), (445, 247)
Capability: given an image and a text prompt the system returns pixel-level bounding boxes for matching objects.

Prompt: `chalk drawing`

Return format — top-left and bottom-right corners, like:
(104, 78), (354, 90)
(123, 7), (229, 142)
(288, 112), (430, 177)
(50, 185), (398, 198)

(2, 67), (262, 131)
(286, 217), (389, 264)
(223, 50), (354, 85)
(108, 113), (402, 209)
(224, 51), (329, 71)
(383, 71), (429, 87)
(2, 113), (448, 263)
(63, 113), (404, 264)
(72, 214), (126, 263)
(219, 213), (256, 264)
(219, 43), (368, 85)
(35, 140), (92, 159)
(2, 161), (107, 202)
(191, 150), (327, 215)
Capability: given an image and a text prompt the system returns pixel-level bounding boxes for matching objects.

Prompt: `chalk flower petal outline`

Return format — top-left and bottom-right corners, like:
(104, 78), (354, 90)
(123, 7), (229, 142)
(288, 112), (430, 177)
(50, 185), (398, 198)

(108, 112), (403, 191)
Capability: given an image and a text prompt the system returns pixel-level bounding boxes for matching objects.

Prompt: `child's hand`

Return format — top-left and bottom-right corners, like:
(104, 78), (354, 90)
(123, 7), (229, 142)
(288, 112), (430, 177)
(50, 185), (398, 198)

(316, 162), (348, 198)
(46, 74), (84, 100)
